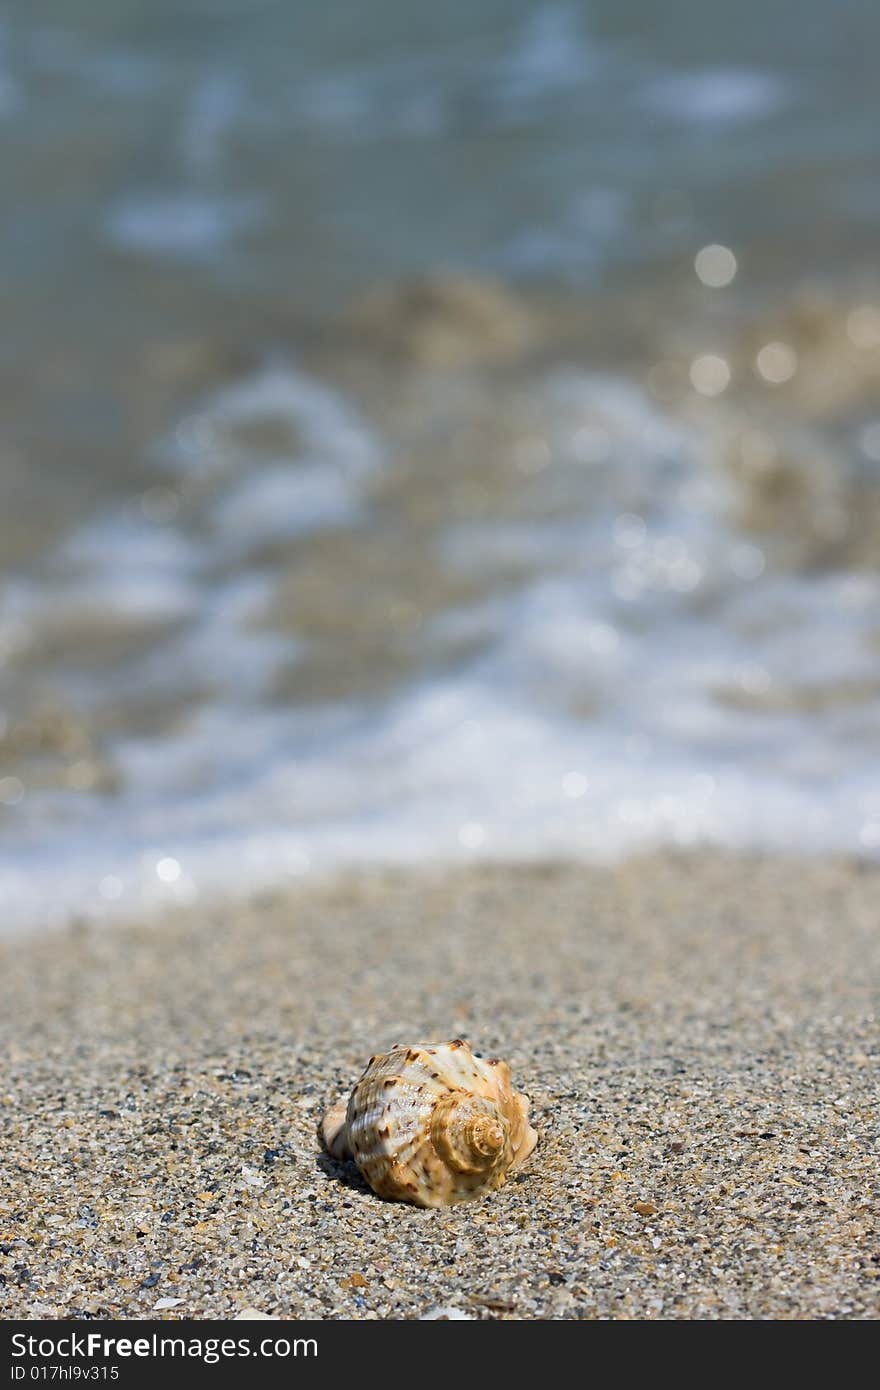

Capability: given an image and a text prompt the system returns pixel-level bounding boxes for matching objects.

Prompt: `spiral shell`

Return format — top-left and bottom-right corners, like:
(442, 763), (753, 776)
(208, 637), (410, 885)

(321, 1039), (537, 1207)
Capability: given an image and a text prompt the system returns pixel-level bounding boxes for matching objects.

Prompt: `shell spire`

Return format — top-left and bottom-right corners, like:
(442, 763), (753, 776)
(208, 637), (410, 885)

(431, 1094), (507, 1172)
(321, 1039), (538, 1207)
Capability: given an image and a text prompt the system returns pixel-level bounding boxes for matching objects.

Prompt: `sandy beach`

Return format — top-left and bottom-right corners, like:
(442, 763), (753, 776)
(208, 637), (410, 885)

(1, 852), (878, 1320)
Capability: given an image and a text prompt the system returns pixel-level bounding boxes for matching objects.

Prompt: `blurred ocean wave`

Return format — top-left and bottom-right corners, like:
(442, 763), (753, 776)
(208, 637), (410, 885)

(1, 1), (879, 928)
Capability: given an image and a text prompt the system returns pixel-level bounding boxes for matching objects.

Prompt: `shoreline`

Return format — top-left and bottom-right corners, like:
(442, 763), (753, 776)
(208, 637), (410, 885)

(1, 852), (878, 1319)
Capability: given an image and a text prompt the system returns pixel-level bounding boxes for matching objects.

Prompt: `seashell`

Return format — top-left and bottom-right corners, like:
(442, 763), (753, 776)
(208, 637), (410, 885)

(321, 1039), (537, 1207)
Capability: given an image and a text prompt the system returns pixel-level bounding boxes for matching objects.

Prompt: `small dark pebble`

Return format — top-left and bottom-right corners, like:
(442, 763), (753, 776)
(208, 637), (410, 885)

(140, 1274), (161, 1289)
(263, 1149), (281, 1165)
(547, 1271), (566, 1286)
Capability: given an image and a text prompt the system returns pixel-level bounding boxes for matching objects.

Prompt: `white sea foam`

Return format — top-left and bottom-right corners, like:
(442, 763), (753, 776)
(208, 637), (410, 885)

(642, 70), (789, 124)
(210, 466), (361, 551)
(2, 357), (879, 934)
(165, 364), (381, 480)
(2, 652), (879, 934)
(104, 192), (266, 258)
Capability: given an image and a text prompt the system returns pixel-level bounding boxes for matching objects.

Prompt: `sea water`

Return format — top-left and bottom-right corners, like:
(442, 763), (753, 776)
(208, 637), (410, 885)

(1, 0), (879, 930)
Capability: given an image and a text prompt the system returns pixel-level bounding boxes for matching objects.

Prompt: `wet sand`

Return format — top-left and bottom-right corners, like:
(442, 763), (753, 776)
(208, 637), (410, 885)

(1, 853), (878, 1320)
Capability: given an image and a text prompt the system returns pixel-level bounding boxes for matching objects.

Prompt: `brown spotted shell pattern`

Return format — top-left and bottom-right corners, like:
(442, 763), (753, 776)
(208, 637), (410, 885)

(321, 1039), (537, 1208)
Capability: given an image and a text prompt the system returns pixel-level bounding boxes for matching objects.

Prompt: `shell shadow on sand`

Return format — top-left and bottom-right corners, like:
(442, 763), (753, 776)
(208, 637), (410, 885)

(315, 1142), (374, 1197)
